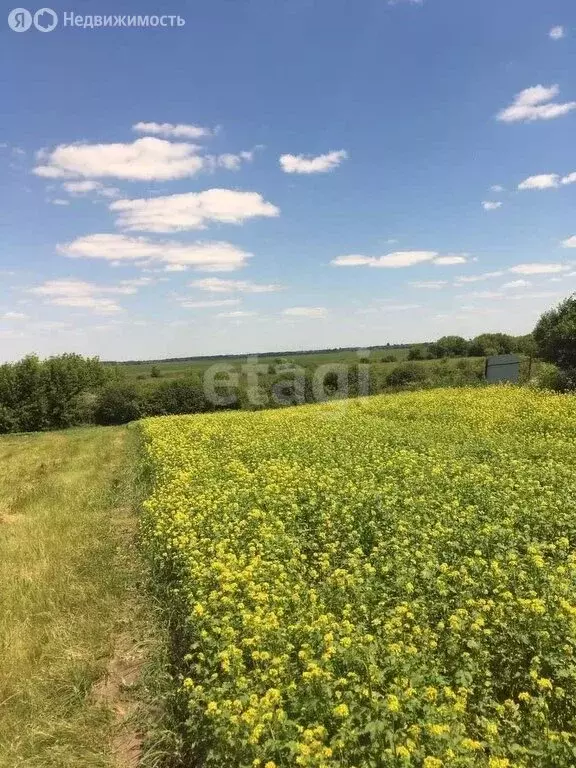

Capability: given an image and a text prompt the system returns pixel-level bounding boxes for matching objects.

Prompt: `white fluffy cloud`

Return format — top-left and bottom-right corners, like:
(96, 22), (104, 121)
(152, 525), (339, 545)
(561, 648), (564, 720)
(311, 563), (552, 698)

(2, 311), (28, 320)
(331, 251), (468, 269)
(59, 233), (252, 272)
(330, 255), (375, 267)
(34, 137), (206, 181)
(490, 185), (505, 192)
(132, 121), (212, 139)
(454, 271), (504, 283)
(63, 180), (120, 198)
(212, 151), (254, 171)
(482, 201), (502, 210)
(410, 280), (447, 289)
(332, 251), (436, 268)
(29, 279), (126, 314)
(518, 174), (559, 190)
(509, 263), (570, 275)
(188, 277), (282, 293)
(357, 303), (422, 314)
(279, 150), (347, 174)
(497, 84), (576, 123)
(562, 236), (576, 248)
(433, 255), (468, 265)
(217, 310), (258, 318)
(518, 172), (576, 190)
(462, 289), (562, 302)
(501, 279), (531, 289)
(180, 299), (241, 308)
(110, 189), (279, 232)
(282, 307), (327, 318)
(63, 180), (100, 193)
(549, 26), (565, 40)
(34, 128), (258, 185)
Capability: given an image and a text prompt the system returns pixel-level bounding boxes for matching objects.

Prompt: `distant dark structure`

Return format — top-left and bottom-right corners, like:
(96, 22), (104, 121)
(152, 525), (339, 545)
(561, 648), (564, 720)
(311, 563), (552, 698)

(485, 354), (521, 383)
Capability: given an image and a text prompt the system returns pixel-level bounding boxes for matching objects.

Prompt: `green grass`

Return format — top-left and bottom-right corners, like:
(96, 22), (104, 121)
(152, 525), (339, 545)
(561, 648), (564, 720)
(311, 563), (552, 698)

(115, 354), (538, 399)
(0, 426), (160, 768)
(113, 346), (413, 382)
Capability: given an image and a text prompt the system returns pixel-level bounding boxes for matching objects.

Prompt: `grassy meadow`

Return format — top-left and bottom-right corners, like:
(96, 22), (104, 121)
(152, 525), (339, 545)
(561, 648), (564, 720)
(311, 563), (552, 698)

(115, 346), (413, 382)
(0, 427), (161, 768)
(113, 348), (537, 394)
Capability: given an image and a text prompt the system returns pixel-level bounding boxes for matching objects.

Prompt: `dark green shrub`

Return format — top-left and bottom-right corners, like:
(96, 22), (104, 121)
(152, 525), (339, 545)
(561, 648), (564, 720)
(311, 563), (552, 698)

(143, 379), (208, 416)
(531, 363), (576, 393)
(0, 353), (106, 433)
(93, 384), (141, 426)
(534, 295), (576, 376)
(408, 347), (424, 361)
(386, 363), (427, 387)
(469, 333), (514, 357)
(0, 405), (18, 434)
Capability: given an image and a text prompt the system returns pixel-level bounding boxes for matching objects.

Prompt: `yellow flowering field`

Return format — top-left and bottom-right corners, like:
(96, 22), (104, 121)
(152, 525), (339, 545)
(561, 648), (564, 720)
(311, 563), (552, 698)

(139, 387), (576, 768)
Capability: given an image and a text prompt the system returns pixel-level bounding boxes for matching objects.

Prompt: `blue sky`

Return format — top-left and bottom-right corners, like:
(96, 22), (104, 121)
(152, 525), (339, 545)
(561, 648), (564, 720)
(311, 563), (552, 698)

(1, 0), (575, 361)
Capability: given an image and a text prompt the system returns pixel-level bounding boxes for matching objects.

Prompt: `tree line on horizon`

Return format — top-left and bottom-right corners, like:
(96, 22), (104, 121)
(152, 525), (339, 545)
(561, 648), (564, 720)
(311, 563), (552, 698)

(405, 331), (536, 361)
(0, 295), (575, 433)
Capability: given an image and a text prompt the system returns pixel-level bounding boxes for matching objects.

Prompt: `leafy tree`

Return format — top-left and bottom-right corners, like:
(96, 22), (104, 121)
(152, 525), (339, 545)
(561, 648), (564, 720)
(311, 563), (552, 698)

(349, 363), (373, 397)
(42, 354), (105, 428)
(150, 365), (162, 378)
(0, 363), (17, 412)
(407, 347), (424, 361)
(469, 333), (514, 357)
(0, 405), (17, 434)
(323, 371), (340, 390)
(104, 364), (127, 382)
(93, 384), (141, 426)
(513, 334), (537, 356)
(11, 355), (47, 432)
(0, 354), (107, 433)
(143, 379), (208, 416)
(534, 295), (576, 374)
(427, 342), (444, 359)
(434, 336), (469, 358)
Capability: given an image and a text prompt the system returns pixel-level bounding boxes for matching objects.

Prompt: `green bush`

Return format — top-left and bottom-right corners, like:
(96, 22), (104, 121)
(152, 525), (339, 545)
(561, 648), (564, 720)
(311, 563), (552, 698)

(386, 362), (427, 387)
(433, 335), (469, 358)
(71, 391), (99, 425)
(0, 405), (18, 434)
(534, 294), (576, 376)
(468, 333), (514, 356)
(407, 347), (424, 361)
(143, 379), (209, 416)
(0, 353), (105, 433)
(530, 363), (576, 393)
(93, 384), (141, 426)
